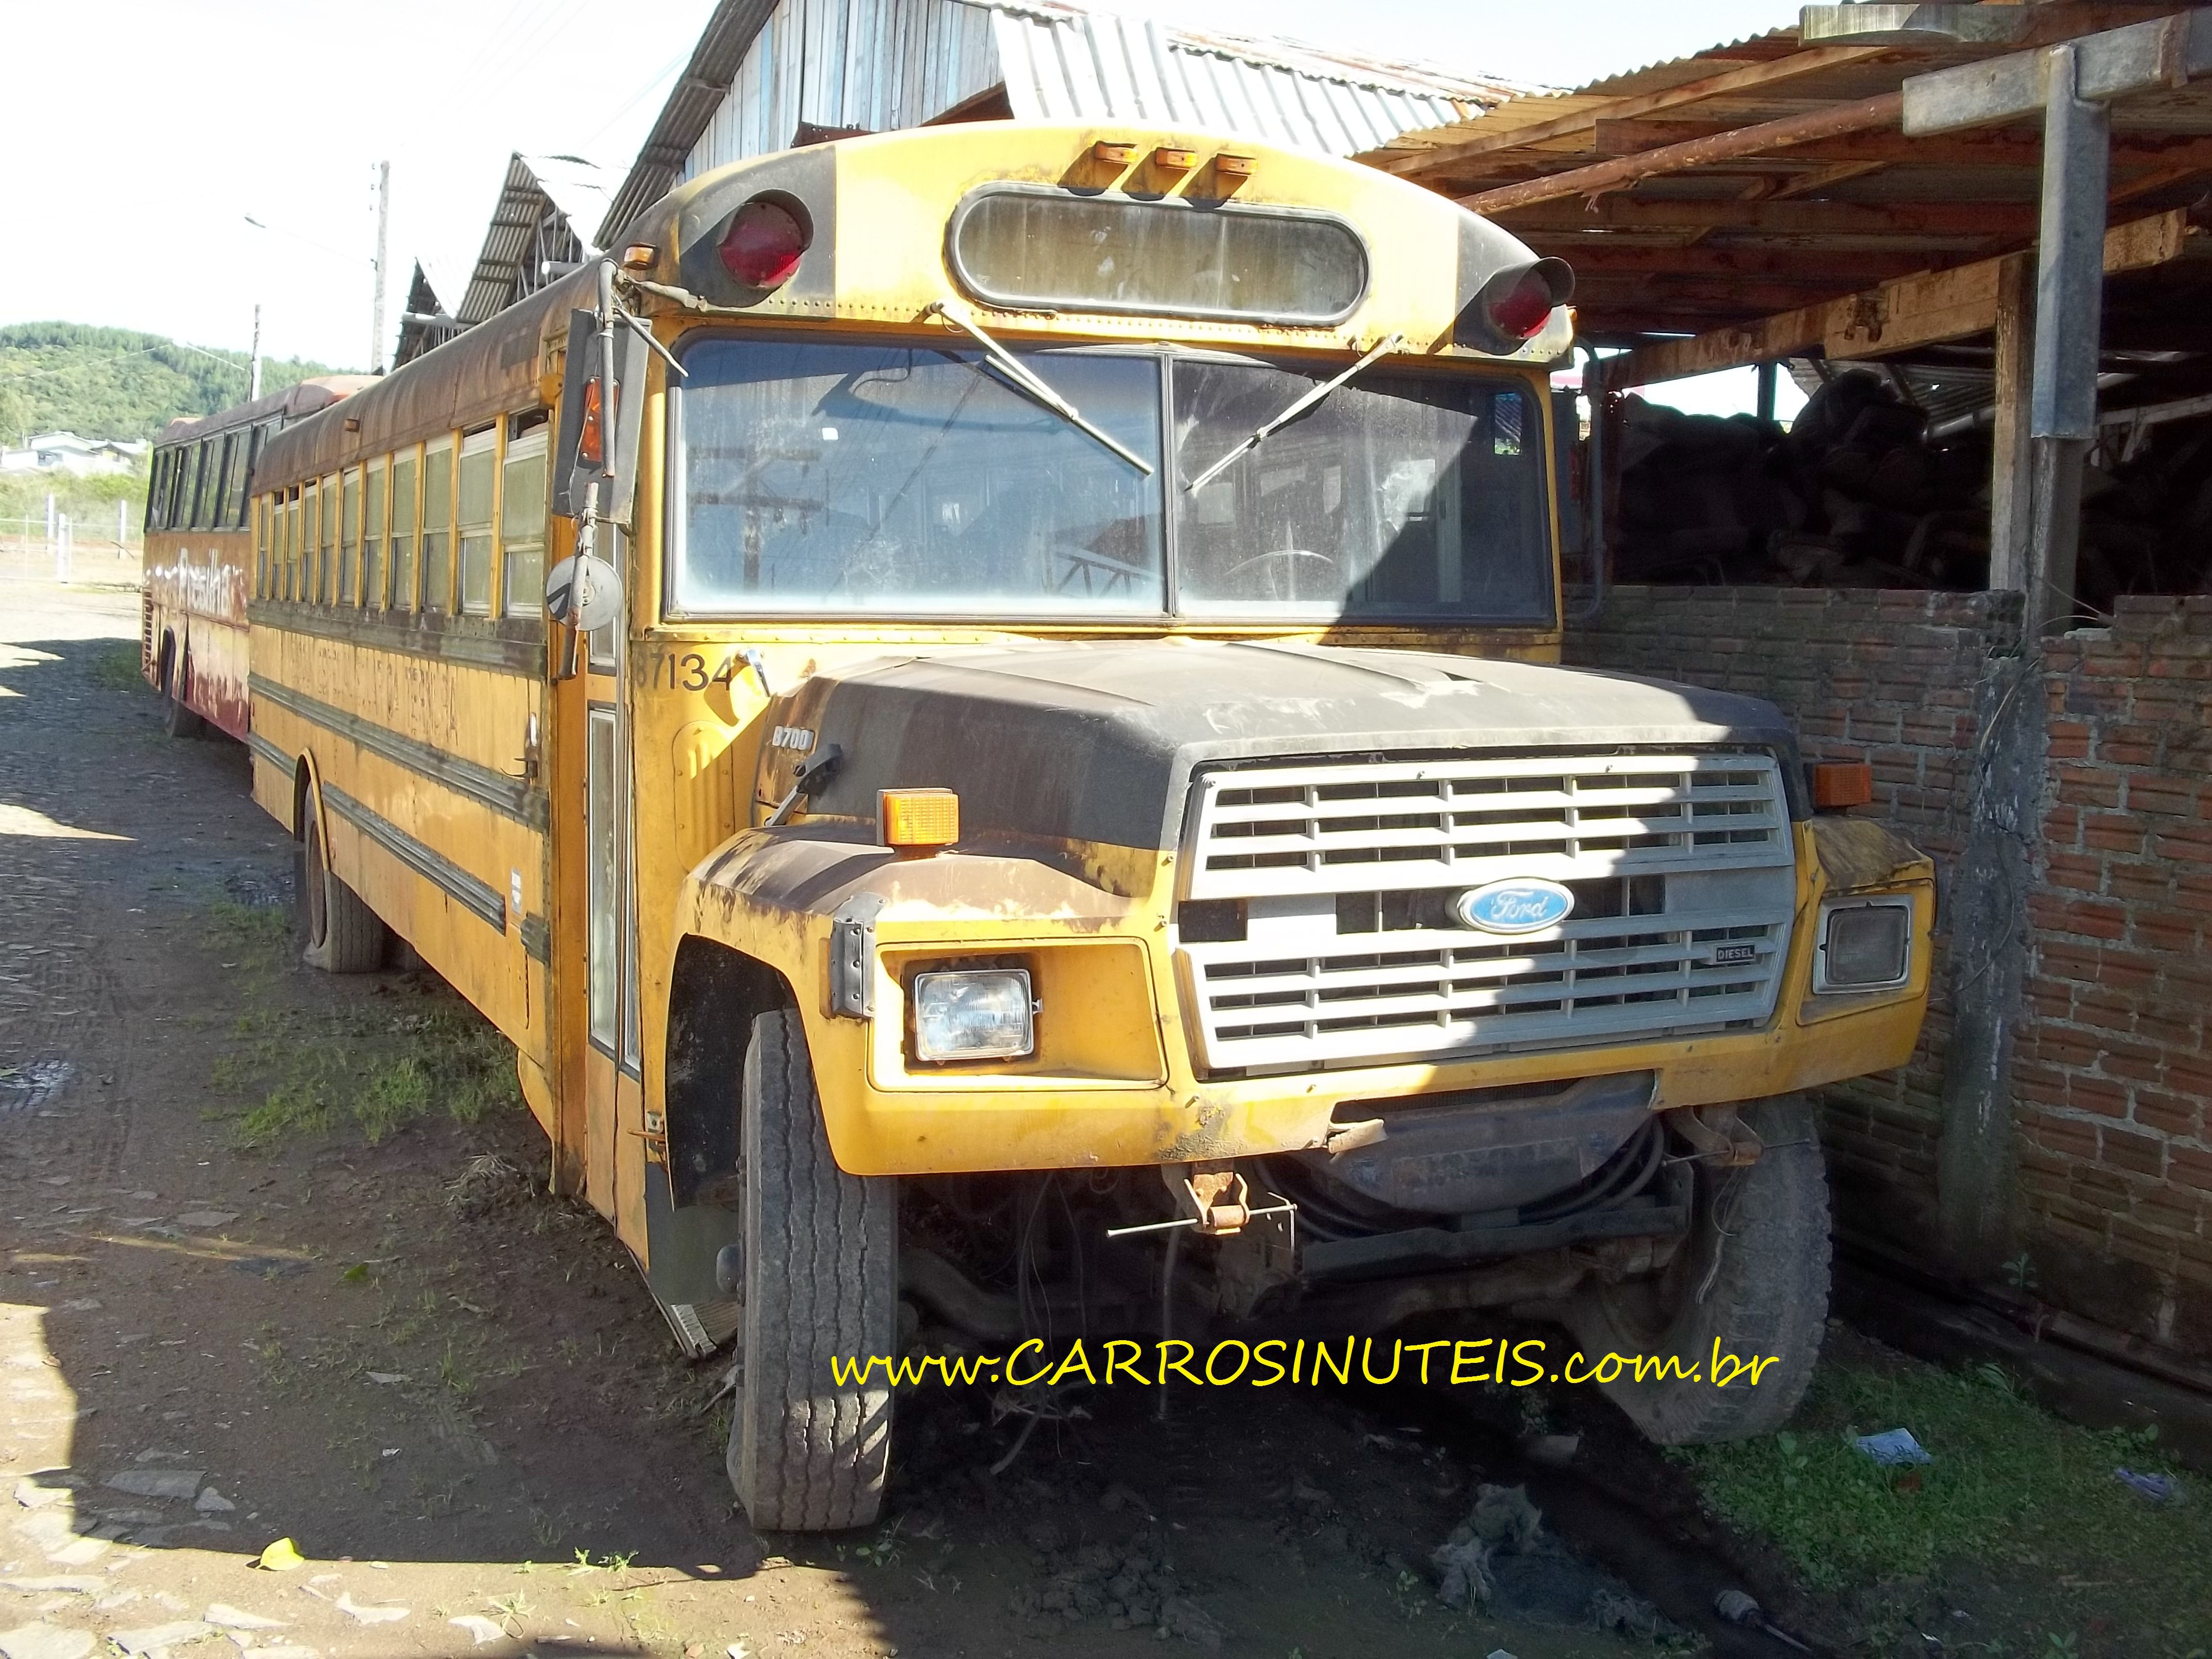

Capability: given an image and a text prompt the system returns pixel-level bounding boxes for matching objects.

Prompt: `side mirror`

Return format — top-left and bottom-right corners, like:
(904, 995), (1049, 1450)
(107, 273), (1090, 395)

(551, 307), (648, 524)
(545, 552), (623, 631)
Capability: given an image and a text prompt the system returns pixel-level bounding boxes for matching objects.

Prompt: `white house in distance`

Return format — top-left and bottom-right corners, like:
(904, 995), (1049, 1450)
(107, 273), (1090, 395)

(0, 432), (149, 476)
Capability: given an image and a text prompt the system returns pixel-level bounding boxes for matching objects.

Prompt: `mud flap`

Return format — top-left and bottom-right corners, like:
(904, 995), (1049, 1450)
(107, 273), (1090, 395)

(642, 1163), (743, 1358)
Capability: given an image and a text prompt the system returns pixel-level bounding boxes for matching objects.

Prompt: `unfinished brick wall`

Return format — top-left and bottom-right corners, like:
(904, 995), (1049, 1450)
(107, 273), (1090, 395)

(1569, 586), (2212, 1358)
(1566, 587), (2026, 1258)
(2020, 595), (2212, 1354)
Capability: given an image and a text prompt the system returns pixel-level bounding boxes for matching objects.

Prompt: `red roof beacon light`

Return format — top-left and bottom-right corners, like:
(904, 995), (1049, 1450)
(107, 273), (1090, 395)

(718, 196), (811, 290)
(1456, 257), (1575, 353)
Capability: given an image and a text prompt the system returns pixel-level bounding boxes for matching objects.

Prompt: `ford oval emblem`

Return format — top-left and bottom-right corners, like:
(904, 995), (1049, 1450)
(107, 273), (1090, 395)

(1453, 877), (1575, 935)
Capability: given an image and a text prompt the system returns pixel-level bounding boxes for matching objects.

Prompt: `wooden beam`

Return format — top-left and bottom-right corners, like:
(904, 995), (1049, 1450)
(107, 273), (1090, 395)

(1989, 252), (2036, 591)
(1608, 209), (2189, 386)
(1533, 244), (1937, 281)
(1582, 120), (2212, 173)
(1460, 93), (1906, 216)
(1374, 46), (1893, 176)
(1496, 198), (2038, 236)
(1574, 284), (1860, 318)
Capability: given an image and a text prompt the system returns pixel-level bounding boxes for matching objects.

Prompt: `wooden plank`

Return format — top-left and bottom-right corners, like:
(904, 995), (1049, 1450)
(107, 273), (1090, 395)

(1460, 93), (1906, 216)
(1989, 252), (2036, 592)
(1373, 46), (1894, 176)
(1590, 119), (2212, 169)
(1609, 209), (2188, 385)
(1497, 198), (2038, 236)
(1538, 244), (1938, 280)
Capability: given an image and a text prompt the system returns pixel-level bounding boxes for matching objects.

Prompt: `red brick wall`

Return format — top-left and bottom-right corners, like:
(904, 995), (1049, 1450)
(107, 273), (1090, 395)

(1570, 586), (2212, 1358)
(2019, 595), (2212, 1354)
(1567, 586), (2025, 1256)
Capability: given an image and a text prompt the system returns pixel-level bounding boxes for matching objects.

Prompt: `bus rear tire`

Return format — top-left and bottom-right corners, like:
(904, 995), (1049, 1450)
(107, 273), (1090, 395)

(1559, 1095), (1829, 1444)
(298, 809), (388, 974)
(160, 647), (202, 739)
(726, 1005), (896, 1532)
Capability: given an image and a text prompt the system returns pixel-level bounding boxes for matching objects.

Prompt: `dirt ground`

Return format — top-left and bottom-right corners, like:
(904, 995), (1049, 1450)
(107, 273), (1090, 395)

(3, 579), (2201, 1659)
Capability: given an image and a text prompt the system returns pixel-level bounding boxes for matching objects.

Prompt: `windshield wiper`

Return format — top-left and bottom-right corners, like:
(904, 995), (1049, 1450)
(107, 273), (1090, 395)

(1182, 332), (1406, 494)
(926, 299), (1154, 475)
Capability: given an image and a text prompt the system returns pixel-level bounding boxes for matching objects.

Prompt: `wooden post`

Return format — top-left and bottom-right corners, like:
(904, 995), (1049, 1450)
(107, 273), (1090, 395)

(1988, 252), (2035, 592)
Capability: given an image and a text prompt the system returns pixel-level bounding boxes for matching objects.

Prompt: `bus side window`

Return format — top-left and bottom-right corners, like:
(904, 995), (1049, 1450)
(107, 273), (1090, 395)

(423, 439), (454, 612)
(285, 487), (301, 600)
(458, 426), (496, 615)
(301, 480), (319, 603)
(146, 451), (167, 532)
(239, 426), (266, 529)
(320, 474), (339, 605)
(390, 449), (419, 611)
(501, 415), (548, 617)
(254, 495), (268, 596)
(339, 466), (362, 606)
(219, 432), (243, 527)
(186, 442), (208, 530)
(364, 457), (387, 609)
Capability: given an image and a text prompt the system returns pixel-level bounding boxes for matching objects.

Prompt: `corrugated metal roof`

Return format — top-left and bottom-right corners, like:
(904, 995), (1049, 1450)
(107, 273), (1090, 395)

(988, 3), (1525, 153)
(597, 0), (1534, 245)
(458, 153), (612, 328)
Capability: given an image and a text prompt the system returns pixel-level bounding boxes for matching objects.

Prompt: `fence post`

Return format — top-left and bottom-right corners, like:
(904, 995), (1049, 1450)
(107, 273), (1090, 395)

(55, 514), (72, 583)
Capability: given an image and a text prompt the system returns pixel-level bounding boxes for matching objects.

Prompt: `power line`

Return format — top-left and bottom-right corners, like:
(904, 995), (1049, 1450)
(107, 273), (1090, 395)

(1, 338), (250, 383)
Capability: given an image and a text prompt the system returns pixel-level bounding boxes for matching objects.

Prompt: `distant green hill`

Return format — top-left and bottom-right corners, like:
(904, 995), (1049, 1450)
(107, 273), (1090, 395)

(0, 322), (349, 446)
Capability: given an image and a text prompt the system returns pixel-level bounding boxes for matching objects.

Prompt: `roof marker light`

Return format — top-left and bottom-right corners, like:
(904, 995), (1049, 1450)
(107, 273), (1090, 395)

(718, 197), (810, 290)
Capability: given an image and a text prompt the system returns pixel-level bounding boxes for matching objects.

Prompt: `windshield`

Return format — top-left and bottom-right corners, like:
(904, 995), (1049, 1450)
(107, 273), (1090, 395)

(671, 339), (1553, 624)
(1174, 362), (1550, 621)
(672, 340), (1163, 617)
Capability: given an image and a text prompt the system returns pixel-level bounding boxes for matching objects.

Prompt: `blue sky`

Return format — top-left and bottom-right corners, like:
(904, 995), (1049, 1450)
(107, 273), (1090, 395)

(0, 0), (1802, 413)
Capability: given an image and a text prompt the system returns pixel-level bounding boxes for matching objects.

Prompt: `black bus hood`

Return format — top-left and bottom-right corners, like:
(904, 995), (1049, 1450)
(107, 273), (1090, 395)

(758, 638), (1803, 859)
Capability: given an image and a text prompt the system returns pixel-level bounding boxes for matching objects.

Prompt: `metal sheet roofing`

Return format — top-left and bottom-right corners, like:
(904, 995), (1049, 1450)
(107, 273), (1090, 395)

(597, 0), (1535, 245)
(987, 3), (1526, 152)
(459, 153), (613, 328)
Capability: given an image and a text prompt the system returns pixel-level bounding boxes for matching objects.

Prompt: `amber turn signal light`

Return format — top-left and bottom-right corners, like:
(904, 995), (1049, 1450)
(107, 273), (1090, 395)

(1213, 152), (1255, 177)
(880, 788), (959, 852)
(1811, 761), (1874, 810)
(1093, 141), (1137, 165)
(1153, 147), (1198, 171)
(620, 243), (658, 270)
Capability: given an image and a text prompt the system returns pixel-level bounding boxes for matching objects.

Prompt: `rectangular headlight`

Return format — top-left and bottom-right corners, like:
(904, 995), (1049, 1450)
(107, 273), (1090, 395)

(1815, 898), (1912, 992)
(912, 969), (1034, 1061)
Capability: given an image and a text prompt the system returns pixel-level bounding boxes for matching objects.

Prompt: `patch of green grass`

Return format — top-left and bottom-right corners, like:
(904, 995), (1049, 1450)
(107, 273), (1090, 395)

(1681, 1358), (2210, 1639)
(88, 643), (148, 693)
(204, 899), (291, 964)
(211, 948), (522, 1150)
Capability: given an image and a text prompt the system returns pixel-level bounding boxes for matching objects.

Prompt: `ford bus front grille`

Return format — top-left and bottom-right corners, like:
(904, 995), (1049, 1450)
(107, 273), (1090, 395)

(1174, 752), (1797, 1072)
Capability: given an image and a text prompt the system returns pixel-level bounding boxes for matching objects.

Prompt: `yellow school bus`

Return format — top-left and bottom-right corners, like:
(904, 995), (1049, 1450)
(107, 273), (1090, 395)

(243, 122), (1933, 1530)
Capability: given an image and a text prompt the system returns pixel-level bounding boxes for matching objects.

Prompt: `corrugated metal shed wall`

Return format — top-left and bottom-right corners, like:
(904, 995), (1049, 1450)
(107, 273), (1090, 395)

(678, 0), (1508, 184)
(683, 0), (1000, 180)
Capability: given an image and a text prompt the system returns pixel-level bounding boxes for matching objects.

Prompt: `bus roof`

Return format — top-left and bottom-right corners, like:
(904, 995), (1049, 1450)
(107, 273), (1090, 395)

(156, 375), (377, 448)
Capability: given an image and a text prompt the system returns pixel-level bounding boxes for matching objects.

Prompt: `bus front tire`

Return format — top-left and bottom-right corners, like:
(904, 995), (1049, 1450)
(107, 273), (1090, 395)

(1560, 1095), (1829, 1444)
(298, 810), (388, 974)
(727, 1005), (896, 1532)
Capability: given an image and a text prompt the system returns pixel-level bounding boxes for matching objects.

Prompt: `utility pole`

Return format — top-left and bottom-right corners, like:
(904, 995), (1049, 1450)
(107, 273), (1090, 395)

(249, 302), (263, 401)
(370, 160), (391, 375)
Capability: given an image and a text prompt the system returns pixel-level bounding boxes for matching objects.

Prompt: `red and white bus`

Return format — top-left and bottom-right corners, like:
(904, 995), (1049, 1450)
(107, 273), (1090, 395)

(142, 377), (370, 738)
